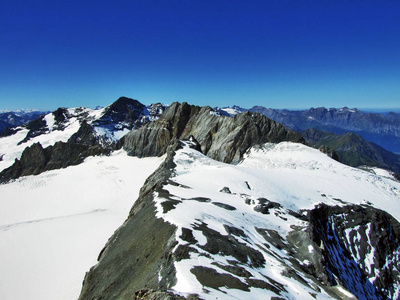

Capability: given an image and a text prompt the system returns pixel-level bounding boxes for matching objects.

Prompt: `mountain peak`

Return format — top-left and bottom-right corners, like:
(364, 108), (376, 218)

(123, 102), (304, 163)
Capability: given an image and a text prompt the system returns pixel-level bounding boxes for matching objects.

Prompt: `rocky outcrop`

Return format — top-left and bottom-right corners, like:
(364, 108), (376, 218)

(79, 140), (185, 300)
(68, 121), (99, 147)
(0, 141), (108, 183)
(123, 102), (304, 164)
(310, 204), (400, 300)
(318, 145), (339, 161)
(92, 96), (147, 131)
(17, 117), (48, 145)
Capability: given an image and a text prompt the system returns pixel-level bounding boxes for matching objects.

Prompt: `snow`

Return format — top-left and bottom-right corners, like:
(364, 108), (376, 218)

(93, 126), (131, 144)
(44, 113), (55, 130)
(223, 108), (239, 115)
(209, 111), (220, 117)
(218, 107), (245, 116)
(0, 110), (81, 173)
(335, 286), (356, 298)
(152, 141), (400, 299)
(369, 167), (397, 180)
(0, 151), (164, 300)
(0, 128), (31, 171)
(0, 106), (109, 173)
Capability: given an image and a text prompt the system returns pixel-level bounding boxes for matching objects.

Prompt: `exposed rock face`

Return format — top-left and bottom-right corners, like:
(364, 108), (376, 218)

(123, 102), (304, 163)
(79, 141), (182, 300)
(310, 204), (400, 300)
(133, 289), (199, 300)
(318, 145), (339, 161)
(92, 96), (147, 131)
(0, 141), (108, 183)
(147, 103), (167, 120)
(79, 137), (400, 299)
(68, 121), (99, 147)
(18, 117), (48, 145)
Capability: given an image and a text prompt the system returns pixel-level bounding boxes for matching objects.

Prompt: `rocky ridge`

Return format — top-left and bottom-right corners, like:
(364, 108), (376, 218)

(79, 140), (184, 299)
(79, 138), (400, 300)
(123, 102), (304, 163)
(0, 97), (166, 182)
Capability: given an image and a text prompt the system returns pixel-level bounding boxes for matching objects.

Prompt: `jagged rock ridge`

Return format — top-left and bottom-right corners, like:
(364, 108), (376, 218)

(310, 204), (400, 299)
(123, 102), (304, 164)
(79, 140), (183, 299)
(0, 97), (167, 182)
(79, 139), (400, 299)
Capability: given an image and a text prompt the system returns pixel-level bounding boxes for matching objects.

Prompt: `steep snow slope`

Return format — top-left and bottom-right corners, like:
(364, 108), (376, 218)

(0, 151), (164, 300)
(153, 142), (400, 299)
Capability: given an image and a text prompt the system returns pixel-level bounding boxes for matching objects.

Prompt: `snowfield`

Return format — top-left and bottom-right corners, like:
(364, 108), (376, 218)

(153, 142), (400, 299)
(0, 151), (164, 300)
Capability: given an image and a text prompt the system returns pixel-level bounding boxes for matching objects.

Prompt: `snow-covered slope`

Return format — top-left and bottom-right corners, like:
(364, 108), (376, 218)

(0, 107), (96, 172)
(152, 142), (400, 299)
(0, 98), (166, 175)
(78, 140), (400, 299)
(0, 151), (164, 300)
(213, 105), (248, 117)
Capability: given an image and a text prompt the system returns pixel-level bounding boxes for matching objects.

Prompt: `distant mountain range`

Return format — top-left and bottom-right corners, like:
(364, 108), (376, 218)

(0, 97), (166, 182)
(302, 128), (400, 176)
(2, 100), (400, 179)
(215, 105), (400, 176)
(216, 106), (400, 154)
(0, 109), (49, 134)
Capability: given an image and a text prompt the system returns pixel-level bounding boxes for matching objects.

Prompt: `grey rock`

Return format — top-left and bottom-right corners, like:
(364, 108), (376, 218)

(79, 141), (182, 300)
(0, 140), (109, 183)
(310, 204), (400, 300)
(123, 102), (304, 163)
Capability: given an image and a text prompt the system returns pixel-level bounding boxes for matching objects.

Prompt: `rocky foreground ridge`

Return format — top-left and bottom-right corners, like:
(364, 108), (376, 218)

(79, 103), (400, 299)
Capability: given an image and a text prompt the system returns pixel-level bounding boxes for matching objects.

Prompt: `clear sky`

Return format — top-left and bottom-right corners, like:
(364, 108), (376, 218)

(1, 0), (399, 111)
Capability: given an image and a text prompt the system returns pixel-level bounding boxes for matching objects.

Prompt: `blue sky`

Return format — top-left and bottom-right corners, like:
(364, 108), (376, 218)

(1, 0), (399, 110)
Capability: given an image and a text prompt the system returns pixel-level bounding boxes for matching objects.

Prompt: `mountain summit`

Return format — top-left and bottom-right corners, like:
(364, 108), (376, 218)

(0, 97), (166, 182)
(123, 102), (304, 163)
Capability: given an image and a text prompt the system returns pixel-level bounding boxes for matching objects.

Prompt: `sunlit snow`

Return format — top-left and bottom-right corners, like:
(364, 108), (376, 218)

(0, 151), (164, 300)
(153, 141), (400, 299)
